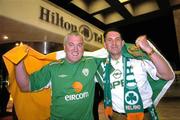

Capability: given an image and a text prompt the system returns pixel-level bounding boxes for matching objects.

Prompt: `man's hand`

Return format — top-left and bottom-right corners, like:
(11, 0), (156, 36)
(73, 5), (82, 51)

(135, 35), (153, 55)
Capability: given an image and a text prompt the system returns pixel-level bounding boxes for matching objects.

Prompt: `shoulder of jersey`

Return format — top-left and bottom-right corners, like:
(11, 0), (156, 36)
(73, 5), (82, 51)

(83, 56), (94, 60)
(49, 60), (64, 66)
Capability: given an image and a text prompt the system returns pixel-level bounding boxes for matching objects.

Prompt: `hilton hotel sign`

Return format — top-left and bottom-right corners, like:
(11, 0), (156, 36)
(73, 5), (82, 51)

(39, 6), (103, 44)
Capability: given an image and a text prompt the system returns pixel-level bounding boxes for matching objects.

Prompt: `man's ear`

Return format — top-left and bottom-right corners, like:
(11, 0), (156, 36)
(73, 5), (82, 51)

(122, 40), (125, 46)
(64, 45), (66, 52)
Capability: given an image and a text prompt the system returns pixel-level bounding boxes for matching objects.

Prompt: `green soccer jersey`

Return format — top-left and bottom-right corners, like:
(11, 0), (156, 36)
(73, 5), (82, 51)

(29, 57), (102, 120)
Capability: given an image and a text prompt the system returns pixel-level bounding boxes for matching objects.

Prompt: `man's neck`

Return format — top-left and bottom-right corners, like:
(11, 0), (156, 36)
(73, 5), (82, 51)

(111, 54), (121, 60)
(65, 57), (82, 64)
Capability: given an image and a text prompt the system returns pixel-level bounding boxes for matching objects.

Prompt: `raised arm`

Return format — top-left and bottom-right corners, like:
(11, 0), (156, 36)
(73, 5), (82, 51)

(135, 35), (174, 80)
(15, 61), (30, 92)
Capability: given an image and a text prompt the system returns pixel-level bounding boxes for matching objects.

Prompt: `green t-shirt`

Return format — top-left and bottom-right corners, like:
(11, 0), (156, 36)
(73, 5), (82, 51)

(29, 57), (102, 120)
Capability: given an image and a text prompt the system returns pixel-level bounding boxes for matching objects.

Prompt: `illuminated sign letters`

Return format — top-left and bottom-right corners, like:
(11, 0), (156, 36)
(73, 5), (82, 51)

(39, 6), (103, 44)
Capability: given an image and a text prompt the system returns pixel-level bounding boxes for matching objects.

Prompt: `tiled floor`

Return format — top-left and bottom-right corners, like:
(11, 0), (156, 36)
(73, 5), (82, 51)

(157, 98), (180, 120)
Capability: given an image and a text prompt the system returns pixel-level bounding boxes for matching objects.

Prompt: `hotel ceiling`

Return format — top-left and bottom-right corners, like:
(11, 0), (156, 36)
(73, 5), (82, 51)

(46, 0), (180, 69)
(49, 0), (179, 30)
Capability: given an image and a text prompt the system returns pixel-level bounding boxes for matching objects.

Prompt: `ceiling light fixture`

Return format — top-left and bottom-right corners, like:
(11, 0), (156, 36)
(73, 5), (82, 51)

(119, 0), (129, 3)
(3, 35), (8, 40)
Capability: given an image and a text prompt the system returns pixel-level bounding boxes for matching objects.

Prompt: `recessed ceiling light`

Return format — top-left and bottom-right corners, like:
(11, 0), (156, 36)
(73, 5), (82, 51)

(119, 0), (129, 3)
(3, 35), (8, 40)
(15, 43), (19, 46)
